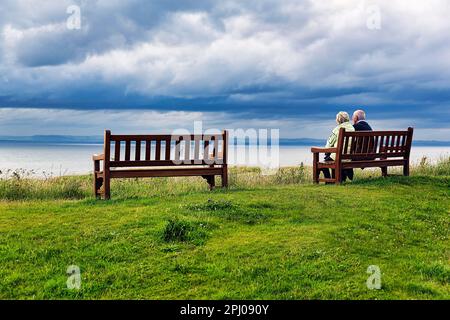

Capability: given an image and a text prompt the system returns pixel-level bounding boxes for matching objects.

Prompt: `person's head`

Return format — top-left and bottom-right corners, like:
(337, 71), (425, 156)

(352, 109), (366, 124)
(336, 111), (350, 125)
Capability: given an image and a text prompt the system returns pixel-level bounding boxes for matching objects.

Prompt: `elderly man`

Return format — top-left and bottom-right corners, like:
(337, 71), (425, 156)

(342, 109), (373, 181)
(352, 109), (372, 131)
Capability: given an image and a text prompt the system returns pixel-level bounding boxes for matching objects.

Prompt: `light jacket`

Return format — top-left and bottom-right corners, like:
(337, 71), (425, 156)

(325, 121), (355, 160)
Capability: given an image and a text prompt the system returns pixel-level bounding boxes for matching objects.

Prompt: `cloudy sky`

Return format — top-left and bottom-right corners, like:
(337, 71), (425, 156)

(1, 0), (450, 140)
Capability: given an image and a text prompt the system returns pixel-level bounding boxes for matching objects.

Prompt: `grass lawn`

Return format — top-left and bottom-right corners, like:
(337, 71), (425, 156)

(0, 166), (449, 299)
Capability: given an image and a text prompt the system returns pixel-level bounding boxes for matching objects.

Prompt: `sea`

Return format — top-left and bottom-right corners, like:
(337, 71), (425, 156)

(0, 142), (449, 177)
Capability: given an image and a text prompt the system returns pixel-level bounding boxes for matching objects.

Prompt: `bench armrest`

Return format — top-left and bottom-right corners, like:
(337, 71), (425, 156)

(92, 154), (104, 161)
(311, 147), (337, 153)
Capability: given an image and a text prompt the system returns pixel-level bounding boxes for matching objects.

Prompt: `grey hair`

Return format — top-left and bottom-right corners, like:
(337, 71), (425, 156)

(353, 109), (366, 121)
(336, 111), (350, 124)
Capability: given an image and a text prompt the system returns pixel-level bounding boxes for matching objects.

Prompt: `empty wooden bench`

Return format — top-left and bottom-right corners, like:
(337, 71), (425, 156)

(93, 130), (228, 199)
(311, 127), (414, 184)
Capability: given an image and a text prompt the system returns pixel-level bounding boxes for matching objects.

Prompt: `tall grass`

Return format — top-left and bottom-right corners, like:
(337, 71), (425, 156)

(0, 157), (448, 201)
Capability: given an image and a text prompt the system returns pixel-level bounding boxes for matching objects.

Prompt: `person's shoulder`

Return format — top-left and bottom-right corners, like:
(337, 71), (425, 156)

(354, 121), (372, 131)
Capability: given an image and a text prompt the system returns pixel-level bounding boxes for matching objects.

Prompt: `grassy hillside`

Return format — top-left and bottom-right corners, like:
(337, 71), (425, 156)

(0, 159), (449, 299)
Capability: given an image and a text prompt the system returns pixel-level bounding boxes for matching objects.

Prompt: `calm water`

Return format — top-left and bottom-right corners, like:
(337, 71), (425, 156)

(0, 142), (449, 177)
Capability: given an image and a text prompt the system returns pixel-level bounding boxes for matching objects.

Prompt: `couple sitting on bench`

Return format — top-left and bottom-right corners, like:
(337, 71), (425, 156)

(322, 110), (372, 182)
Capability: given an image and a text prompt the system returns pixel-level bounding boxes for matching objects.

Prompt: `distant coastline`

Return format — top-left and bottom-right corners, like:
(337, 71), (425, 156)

(1, 135), (450, 147)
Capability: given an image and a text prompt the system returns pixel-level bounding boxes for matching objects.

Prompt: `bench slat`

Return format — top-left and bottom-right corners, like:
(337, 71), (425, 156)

(110, 134), (223, 141)
(110, 167), (223, 178)
(165, 139), (171, 160)
(145, 140), (151, 160)
(344, 130), (412, 136)
(342, 158), (406, 169)
(155, 140), (161, 160)
(135, 140), (141, 161)
(125, 140), (131, 161)
(114, 141), (121, 161)
(109, 160), (217, 167)
(341, 152), (406, 160)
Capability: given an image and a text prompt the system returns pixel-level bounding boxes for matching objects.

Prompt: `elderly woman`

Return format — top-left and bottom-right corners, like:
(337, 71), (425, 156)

(322, 111), (355, 182)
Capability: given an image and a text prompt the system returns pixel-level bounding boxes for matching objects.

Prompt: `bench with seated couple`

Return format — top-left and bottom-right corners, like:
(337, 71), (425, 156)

(311, 127), (414, 184)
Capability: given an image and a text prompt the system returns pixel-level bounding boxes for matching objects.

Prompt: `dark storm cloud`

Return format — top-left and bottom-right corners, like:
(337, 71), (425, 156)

(0, 0), (450, 138)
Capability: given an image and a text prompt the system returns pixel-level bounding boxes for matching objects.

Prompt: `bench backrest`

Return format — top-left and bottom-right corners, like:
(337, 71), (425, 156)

(103, 130), (228, 168)
(337, 127), (413, 161)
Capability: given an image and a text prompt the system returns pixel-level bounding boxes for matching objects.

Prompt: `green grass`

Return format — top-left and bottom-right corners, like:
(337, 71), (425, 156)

(0, 159), (449, 299)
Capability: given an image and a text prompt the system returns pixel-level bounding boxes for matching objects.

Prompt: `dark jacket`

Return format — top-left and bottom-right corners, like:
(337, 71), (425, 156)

(353, 120), (372, 131)
(353, 120), (374, 163)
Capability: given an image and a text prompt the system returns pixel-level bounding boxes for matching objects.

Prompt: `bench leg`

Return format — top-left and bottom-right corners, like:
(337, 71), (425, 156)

(209, 175), (215, 190)
(94, 176), (103, 199)
(103, 174), (111, 200)
(222, 169), (228, 188)
(335, 168), (341, 185)
(403, 163), (410, 176)
(202, 175), (215, 190)
(312, 153), (319, 184)
(381, 167), (388, 177)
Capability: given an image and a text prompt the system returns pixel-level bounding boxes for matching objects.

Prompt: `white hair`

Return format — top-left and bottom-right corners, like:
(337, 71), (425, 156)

(353, 109), (366, 121)
(336, 111), (350, 124)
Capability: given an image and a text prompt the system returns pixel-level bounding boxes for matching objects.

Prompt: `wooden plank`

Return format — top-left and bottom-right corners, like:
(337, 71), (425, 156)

(109, 160), (214, 167)
(110, 167), (223, 179)
(135, 140), (141, 161)
(341, 159), (406, 169)
(111, 134), (172, 141)
(344, 130), (410, 136)
(145, 140), (151, 160)
(114, 141), (121, 161)
(155, 140), (161, 160)
(165, 139), (171, 160)
(341, 152), (406, 160)
(110, 134), (223, 142)
(317, 162), (337, 168)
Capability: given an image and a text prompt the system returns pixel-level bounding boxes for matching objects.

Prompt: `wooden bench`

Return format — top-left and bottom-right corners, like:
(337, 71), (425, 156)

(93, 130), (228, 199)
(311, 127), (414, 184)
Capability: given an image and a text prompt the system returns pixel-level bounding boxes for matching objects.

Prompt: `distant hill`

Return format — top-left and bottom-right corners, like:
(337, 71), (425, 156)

(0, 135), (103, 144)
(0, 135), (449, 146)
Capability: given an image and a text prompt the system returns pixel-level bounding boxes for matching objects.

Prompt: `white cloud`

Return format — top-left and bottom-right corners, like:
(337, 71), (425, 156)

(0, 1), (450, 139)
(2, 0), (450, 96)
